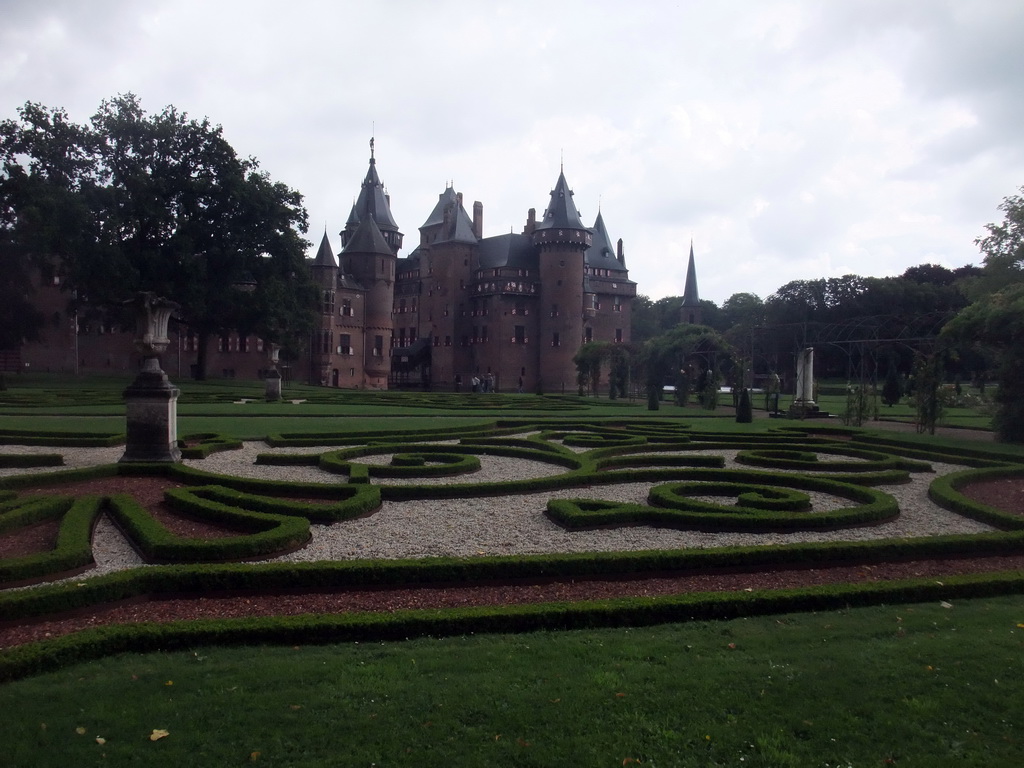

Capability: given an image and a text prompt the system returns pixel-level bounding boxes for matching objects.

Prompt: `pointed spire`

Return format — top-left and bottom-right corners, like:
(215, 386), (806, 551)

(535, 168), (585, 231)
(313, 230), (337, 268)
(343, 140), (402, 253)
(681, 240), (700, 307)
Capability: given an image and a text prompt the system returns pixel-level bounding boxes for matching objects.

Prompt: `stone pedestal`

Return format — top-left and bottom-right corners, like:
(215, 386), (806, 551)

(119, 292), (181, 463)
(265, 368), (282, 402)
(120, 357), (181, 463)
(265, 343), (282, 402)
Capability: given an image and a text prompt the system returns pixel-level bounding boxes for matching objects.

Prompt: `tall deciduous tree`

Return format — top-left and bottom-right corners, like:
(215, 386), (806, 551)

(1, 95), (318, 379)
(943, 187), (1024, 442)
(0, 103), (94, 351)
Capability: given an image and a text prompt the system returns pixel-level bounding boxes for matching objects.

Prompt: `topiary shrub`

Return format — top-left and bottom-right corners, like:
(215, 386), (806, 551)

(736, 388), (753, 423)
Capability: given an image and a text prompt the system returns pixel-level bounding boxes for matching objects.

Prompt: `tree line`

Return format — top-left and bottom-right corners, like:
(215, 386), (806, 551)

(585, 188), (1024, 442)
(0, 95), (318, 379)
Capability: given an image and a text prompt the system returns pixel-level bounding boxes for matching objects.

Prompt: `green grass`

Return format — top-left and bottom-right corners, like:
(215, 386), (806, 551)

(1, 596), (1022, 767)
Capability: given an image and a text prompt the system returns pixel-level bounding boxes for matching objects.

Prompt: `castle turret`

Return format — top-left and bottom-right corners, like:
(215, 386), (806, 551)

(309, 231), (339, 385)
(340, 138), (404, 255)
(533, 169), (593, 391)
(342, 215), (396, 386)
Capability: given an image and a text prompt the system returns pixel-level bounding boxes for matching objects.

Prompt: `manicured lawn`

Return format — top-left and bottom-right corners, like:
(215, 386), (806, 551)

(2, 597), (1022, 767)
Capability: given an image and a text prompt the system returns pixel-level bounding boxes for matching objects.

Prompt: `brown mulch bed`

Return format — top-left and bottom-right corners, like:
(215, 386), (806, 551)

(0, 519), (60, 559)
(959, 477), (1024, 516)
(1, 475), (1023, 651)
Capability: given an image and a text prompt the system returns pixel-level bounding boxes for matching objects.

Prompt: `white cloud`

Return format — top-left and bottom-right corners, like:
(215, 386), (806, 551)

(3, 0), (1023, 304)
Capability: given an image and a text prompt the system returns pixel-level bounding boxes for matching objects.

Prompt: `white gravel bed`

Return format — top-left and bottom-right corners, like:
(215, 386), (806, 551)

(0, 446), (124, 479)
(271, 460), (992, 562)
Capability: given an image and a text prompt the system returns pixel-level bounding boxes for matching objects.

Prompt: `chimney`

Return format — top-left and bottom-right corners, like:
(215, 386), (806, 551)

(525, 207), (536, 235)
(473, 201), (483, 239)
(456, 192), (463, 209)
(617, 238), (624, 261)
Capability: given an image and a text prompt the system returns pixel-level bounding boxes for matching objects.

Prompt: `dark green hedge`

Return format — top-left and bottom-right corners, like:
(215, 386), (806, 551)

(0, 429), (123, 447)
(0, 497), (103, 585)
(106, 493), (310, 562)
(0, 453), (63, 468)
(928, 466), (1024, 530)
(165, 484), (380, 524)
(178, 433), (244, 459)
(3, 570), (1024, 684)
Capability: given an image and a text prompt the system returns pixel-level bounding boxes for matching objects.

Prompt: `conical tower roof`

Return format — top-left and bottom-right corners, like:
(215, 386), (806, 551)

(585, 210), (619, 270)
(340, 138), (403, 255)
(313, 230), (337, 268)
(342, 215), (393, 256)
(535, 169), (586, 231)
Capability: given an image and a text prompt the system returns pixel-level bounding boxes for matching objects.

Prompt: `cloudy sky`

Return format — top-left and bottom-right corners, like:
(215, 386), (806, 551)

(3, 0), (1022, 304)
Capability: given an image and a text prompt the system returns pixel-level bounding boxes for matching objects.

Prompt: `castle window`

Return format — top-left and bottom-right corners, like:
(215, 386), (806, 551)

(256, 337), (264, 353)
(340, 334), (352, 355)
(317, 330), (332, 355)
(322, 290), (335, 314)
(481, 325), (489, 342)
(613, 296), (622, 312)
(433, 336), (440, 347)
(513, 325), (526, 344)
(341, 299), (353, 317)
(550, 303), (559, 317)
(551, 332), (560, 347)
(444, 335), (451, 347)
(584, 327), (593, 343)
(399, 299), (407, 313)
(615, 328), (623, 343)
(239, 335), (248, 353)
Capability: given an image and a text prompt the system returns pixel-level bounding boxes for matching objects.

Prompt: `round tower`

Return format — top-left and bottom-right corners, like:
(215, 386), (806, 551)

(309, 231), (339, 386)
(533, 169), (593, 392)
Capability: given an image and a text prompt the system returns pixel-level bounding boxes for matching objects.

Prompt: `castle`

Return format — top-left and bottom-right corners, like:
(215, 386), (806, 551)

(8, 143), (636, 391)
(309, 142), (636, 392)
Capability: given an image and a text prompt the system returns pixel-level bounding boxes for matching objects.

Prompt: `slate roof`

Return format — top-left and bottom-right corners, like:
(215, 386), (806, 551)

(313, 230), (337, 268)
(420, 187), (460, 229)
(342, 215), (393, 256)
(419, 186), (478, 245)
(534, 169), (587, 231)
(477, 233), (537, 271)
(585, 210), (628, 273)
(352, 157), (400, 233)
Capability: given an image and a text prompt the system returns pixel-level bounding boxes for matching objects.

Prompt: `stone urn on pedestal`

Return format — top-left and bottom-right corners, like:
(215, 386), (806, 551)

(119, 292), (181, 463)
(265, 343), (282, 402)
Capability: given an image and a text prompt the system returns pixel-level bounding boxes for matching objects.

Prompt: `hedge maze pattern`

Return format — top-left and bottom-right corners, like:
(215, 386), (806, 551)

(2, 420), (1024, 680)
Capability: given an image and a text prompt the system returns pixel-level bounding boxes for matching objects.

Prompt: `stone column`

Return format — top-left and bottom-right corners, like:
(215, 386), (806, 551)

(120, 293), (181, 463)
(795, 347), (815, 405)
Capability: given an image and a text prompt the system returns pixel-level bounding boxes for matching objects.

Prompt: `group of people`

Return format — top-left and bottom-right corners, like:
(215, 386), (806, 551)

(470, 373), (496, 393)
